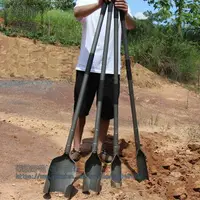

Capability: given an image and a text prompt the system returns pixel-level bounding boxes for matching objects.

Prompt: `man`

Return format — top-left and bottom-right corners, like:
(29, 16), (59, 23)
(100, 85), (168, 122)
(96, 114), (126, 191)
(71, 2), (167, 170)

(70, 0), (135, 162)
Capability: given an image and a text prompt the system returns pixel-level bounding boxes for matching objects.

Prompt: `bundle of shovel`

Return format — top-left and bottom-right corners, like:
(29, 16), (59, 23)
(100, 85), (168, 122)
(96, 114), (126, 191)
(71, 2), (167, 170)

(43, 1), (149, 198)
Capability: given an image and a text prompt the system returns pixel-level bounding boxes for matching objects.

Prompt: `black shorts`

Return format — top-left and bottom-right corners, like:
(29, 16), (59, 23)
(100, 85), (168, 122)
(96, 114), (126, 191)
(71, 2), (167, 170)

(74, 70), (120, 120)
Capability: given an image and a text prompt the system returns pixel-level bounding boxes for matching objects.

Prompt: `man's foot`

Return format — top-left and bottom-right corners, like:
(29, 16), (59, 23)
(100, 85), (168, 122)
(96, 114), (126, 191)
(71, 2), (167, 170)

(99, 150), (113, 163)
(70, 149), (81, 162)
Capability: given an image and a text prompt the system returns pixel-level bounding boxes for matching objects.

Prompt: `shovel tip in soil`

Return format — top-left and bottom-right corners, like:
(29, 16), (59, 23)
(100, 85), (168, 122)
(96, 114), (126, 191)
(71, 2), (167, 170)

(43, 153), (77, 196)
(136, 149), (149, 182)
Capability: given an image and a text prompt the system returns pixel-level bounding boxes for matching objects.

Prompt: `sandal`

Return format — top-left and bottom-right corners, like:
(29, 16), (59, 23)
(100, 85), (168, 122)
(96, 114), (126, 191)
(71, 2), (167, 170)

(99, 150), (113, 163)
(70, 148), (81, 162)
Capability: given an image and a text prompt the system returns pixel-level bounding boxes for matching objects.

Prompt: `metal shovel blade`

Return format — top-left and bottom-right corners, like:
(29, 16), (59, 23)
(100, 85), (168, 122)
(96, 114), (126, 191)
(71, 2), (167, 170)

(82, 153), (102, 193)
(111, 155), (122, 188)
(136, 149), (149, 182)
(43, 154), (76, 198)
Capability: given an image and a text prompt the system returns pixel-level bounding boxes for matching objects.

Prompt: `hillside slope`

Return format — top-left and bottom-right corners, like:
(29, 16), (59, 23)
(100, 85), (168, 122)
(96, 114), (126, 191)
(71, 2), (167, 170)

(0, 33), (167, 88)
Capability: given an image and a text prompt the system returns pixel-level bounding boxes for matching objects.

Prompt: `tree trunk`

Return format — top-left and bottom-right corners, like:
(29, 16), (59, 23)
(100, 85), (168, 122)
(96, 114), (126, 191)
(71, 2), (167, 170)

(175, 0), (184, 38)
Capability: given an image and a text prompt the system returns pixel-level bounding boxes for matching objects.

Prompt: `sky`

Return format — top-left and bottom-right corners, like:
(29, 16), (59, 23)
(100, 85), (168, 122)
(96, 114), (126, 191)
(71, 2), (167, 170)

(127, 0), (155, 19)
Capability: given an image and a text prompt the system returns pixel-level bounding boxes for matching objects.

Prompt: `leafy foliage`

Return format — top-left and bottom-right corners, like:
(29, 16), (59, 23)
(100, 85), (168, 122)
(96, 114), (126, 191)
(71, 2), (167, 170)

(128, 19), (199, 82)
(147, 0), (200, 36)
(53, 0), (74, 11)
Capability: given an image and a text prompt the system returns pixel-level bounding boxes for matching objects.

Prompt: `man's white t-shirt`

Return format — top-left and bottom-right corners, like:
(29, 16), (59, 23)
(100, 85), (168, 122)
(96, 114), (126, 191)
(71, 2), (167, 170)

(74, 0), (133, 75)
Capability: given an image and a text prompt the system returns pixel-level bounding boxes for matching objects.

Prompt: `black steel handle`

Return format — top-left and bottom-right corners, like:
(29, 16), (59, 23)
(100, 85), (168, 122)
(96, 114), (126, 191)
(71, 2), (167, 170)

(113, 3), (120, 156)
(92, 1), (114, 153)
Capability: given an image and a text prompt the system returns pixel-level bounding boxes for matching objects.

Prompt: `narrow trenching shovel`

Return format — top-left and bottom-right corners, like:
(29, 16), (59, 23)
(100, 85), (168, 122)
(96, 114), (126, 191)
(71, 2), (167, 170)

(111, 3), (122, 188)
(43, 3), (108, 198)
(120, 11), (149, 182)
(82, 2), (114, 194)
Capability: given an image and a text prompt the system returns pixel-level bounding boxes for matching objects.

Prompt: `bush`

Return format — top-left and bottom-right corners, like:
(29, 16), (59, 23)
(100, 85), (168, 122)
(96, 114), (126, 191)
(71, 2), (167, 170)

(1, 5), (81, 45)
(127, 20), (200, 82)
(0, 10), (3, 18)
(41, 9), (81, 45)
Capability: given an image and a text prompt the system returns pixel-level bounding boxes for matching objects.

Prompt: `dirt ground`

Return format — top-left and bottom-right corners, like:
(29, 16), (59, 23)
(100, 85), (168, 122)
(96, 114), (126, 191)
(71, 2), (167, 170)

(0, 33), (200, 200)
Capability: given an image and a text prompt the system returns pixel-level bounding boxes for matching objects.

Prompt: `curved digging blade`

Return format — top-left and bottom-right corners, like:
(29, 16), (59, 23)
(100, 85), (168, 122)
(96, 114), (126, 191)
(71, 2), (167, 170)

(43, 154), (76, 198)
(111, 155), (122, 188)
(136, 149), (149, 182)
(82, 153), (102, 193)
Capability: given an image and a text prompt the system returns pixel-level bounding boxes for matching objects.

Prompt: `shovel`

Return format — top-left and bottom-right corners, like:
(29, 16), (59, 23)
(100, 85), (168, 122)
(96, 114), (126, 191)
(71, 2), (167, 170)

(119, 11), (149, 182)
(111, 4), (122, 188)
(43, 3), (108, 198)
(82, 1), (114, 194)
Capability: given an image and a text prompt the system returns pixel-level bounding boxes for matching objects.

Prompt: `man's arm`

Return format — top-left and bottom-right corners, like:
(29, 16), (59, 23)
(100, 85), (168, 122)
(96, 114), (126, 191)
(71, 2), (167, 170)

(74, 0), (106, 19)
(114, 0), (135, 30)
(74, 3), (100, 19)
(125, 14), (135, 30)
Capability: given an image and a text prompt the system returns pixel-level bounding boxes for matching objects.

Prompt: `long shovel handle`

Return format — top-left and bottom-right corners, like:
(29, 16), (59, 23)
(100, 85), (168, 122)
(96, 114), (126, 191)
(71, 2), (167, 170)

(92, 2), (114, 153)
(120, 11), (149, 181)
(119, 11), (140, 151)
(65, 3), (108, 154)
(110, 3), (122, 188)
(113, 3), (119, 156)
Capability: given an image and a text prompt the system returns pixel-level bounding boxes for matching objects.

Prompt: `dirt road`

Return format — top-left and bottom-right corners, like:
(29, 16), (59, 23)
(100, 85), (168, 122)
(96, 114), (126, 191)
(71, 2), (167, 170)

(0, 78), (200, 200)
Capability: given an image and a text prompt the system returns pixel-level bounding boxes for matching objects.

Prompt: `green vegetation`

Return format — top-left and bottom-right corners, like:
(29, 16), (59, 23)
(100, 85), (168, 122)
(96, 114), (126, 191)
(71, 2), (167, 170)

(0, 0), (81, 45)
(128, 20), (200, 82)
(0, 0), (199, 86)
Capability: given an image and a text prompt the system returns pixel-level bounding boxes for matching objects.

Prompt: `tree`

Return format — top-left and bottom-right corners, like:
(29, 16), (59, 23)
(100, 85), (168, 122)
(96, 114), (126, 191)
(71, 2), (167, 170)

(3, 0), (51, 28)
(54, 0), (74, 11)
(147, 0), (200, 37)
(4, 0), (51, 11)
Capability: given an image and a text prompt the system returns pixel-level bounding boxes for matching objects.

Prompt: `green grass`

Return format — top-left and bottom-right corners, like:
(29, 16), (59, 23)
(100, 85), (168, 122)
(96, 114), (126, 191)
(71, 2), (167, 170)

(0, 10), (3, 17)
(41, 9), (81, 45)
(1, 8), (81, 45)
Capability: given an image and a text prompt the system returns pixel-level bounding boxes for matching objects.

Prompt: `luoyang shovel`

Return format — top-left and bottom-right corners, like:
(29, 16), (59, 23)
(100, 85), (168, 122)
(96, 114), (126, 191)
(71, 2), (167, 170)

(120, 10), (149, 182)
(43, 3), (108, 198)
(111, 3), (122, 188)
(82, 1), (114, 194)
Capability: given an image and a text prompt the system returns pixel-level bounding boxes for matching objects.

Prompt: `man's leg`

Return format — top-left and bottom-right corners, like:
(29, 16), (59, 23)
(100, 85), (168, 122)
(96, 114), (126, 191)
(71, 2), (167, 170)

(70, 116), (86, 162)
(98, 74), (120, 162)
(70, 71), (98, 161)
(98, 119), (110, 153)
(73, 116), (86, 151)
(70, 70), (87, 161)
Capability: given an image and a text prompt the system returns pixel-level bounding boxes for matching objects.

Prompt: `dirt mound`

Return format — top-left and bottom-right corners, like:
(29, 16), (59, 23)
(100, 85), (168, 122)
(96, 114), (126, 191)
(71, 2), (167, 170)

(0, 33), (166, 88)
(121, 60), (166, 88)
(0, 33), (79, 81)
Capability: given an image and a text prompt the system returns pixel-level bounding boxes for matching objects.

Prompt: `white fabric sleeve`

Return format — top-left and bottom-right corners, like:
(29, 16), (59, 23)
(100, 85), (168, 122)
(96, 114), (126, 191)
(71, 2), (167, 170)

(74, 0), (95, 8)
(127, 5), (133, 18)
(74, 0), (96, 23)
